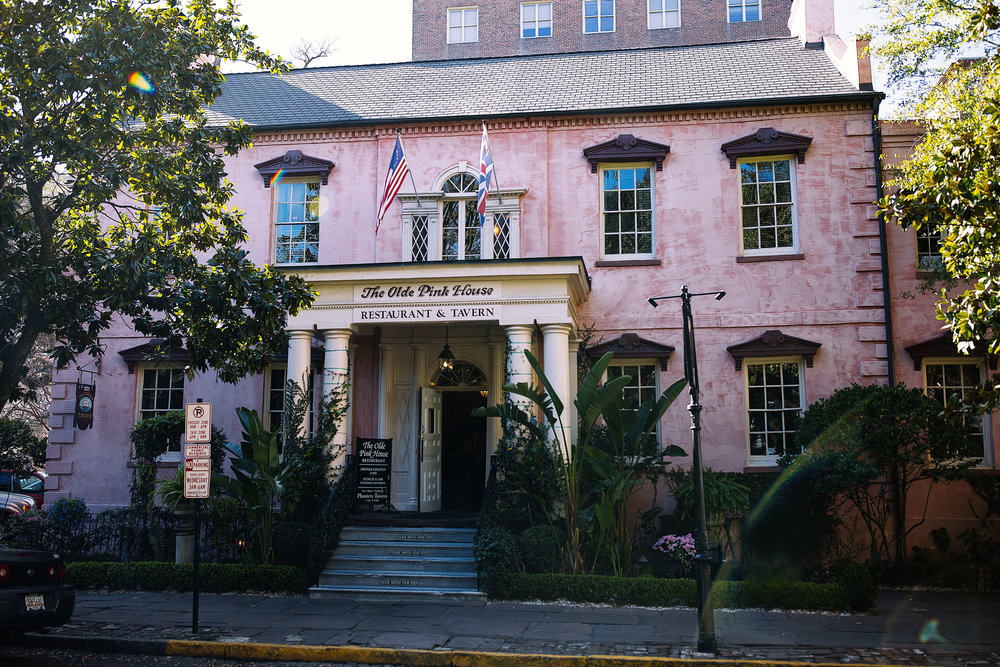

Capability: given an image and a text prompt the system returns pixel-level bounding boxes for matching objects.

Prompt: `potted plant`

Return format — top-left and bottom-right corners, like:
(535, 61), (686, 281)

(153, 466), (194, 563)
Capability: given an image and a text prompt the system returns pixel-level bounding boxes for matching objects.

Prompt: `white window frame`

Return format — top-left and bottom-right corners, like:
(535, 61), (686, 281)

(583, 0), (615, 34)
(648, 0), (680, 29)
(135, 364), (186, 462)
(521, 1), (553, 38)
(606, 359), (661, 443)
(916, 223), (943, 270)
(743, 357), (805, 465)
(400, 165), (522, 262)
(737, 155), (799, 257)
(447, 6), (479, 44)
(599, 162), (655, 261)
(272, 177), (321, 266)
(727, 0), (761, 23)
(264, 364), (287, 437)
(922, 357), (993, 466)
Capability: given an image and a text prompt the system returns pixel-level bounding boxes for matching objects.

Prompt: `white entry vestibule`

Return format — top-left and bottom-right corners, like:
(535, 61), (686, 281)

(282, 257), (590, 512)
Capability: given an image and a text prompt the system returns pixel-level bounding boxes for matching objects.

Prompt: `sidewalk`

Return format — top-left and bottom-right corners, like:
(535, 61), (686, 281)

(18, 589), (1000, 666)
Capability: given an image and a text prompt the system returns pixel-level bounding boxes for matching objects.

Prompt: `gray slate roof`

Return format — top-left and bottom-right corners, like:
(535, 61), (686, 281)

(207, 38), (868, 130)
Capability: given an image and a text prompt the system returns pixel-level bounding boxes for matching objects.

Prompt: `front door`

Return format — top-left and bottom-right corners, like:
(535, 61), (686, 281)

(419, 387), (443, 512)
(441, 391), (488, 511)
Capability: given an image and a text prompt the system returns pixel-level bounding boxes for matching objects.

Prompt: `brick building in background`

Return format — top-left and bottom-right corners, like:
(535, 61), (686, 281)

(413, 0), (794, 61)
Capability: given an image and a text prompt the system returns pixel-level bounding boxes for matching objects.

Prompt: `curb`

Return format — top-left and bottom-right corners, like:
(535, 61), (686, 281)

(165, 640), (921, 667)
(22, 633), (948, 667)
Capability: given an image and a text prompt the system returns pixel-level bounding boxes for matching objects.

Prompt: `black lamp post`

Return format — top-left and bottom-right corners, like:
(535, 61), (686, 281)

(648, 284), (725, 654)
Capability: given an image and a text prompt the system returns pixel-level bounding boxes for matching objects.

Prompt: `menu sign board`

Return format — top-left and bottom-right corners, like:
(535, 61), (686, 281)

(356, 438), (392, 505)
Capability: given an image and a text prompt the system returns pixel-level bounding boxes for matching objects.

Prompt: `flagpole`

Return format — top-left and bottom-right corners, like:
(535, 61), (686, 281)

(400, 129), (421, 206)
(483, 121), (503, 207)
(374, 130), (380, 263)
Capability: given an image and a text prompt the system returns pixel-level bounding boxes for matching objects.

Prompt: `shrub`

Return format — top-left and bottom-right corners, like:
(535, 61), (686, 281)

(66, 561), (309, 593)
(517, 524), (563, 573)
(838, 562), (877, 612)
(273, 520), (311, 568)
(489, 572), (865, 611)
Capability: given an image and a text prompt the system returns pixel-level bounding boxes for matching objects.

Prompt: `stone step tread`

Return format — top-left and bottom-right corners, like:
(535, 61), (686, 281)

(310, 585), (485, 598)
(321, 569), (477, 578)
(337, 539), (475, 548)
(330, 554), (476, 563)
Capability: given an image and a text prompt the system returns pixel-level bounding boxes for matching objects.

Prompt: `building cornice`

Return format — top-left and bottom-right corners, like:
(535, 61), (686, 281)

(248, 102), (874, 145)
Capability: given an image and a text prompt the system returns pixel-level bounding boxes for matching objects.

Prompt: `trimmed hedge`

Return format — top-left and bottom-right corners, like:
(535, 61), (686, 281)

(491, 573), (862, 612)
(66, 561), (310, 594)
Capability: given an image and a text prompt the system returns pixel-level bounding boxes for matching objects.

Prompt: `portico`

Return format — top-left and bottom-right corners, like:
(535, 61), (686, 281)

(284, 257), (590, 512)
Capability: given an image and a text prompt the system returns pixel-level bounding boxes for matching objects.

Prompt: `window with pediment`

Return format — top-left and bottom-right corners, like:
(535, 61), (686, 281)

(401, 166), (521, 262)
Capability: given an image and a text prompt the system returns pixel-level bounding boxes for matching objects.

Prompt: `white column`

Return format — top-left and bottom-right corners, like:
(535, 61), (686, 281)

(505, 325), (534, 409)
(541, 323), (573, 456)
(286, 330), (313, 438)
(322, 329), (352, 471)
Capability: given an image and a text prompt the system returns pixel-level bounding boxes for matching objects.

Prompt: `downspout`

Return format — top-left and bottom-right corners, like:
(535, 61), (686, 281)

(872, 95), (905, 562)
(872, 96), (895, 385)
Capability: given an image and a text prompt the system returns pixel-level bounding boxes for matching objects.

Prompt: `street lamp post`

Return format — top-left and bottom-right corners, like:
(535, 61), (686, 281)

(648, 284), (725, 654)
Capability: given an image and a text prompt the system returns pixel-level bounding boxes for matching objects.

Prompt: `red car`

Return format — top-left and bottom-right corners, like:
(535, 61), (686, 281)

(0, 472), (45, 509)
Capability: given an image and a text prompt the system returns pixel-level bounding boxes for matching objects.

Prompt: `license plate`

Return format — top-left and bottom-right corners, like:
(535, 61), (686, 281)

(24, 594), (45, 612)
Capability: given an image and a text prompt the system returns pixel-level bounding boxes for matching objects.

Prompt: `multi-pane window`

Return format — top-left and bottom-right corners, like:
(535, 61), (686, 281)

(608, 362), (657, 412)
(739, 158), (796, 254)
(607, 362), (659, 450)
(404, 169), (518, 262)
(267, 367), (286, 445)
(448, 7), (478, 43)
(746, 360), (803, 460)
(916, 223), (943, 269)
(274, 180), (320, 264)
(442, 172), (481, 261)
(139, 367), (185, 455)
(492, 212), (511, 259)
(522, 2), (552, 37)
(728, 0), (760, 22)
(924, 361), (988, 459)
(411, 215), (430, 262)
(602, 166), (653, 258)
(648, 0), (680, 28)
(584, 0), (614, 33)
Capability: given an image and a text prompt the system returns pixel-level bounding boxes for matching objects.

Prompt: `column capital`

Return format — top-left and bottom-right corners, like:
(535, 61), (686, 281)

(539, 323), (573, 336)
(321, 326), (356, 342)
(504, 324), (534, 339)
(288, 329), (314, 341)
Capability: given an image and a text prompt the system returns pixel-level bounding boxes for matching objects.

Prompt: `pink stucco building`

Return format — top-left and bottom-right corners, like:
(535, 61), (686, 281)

(47, 0), (996, 557)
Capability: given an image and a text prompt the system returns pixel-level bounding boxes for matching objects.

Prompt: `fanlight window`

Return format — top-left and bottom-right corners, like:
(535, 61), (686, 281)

(431, 360), (487, 388)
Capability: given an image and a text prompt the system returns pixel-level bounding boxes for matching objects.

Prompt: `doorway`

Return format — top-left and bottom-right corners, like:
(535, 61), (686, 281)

(440, 391), (487, 511)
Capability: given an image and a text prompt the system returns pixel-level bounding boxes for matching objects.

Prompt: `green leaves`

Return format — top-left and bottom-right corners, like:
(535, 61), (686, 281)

(0, 0), (308, 408)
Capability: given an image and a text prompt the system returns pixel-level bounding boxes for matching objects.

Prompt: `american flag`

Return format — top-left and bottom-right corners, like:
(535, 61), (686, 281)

(476, 123), (494, 226)
(376, 135), (410, 233)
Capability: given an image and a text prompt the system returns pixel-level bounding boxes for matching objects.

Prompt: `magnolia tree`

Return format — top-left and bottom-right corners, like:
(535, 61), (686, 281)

(0, 0), (315, 410)
(873, 0), (1000, 407)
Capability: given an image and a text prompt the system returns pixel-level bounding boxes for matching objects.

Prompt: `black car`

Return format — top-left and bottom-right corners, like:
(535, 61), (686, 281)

(0, 547), (74, 632)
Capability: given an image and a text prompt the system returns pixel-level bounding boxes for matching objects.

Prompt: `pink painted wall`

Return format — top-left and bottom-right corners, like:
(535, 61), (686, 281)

(49, 108), (996, 534)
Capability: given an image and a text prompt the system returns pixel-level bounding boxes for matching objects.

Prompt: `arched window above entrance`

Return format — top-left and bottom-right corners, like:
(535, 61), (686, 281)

(431, 360), (487, 388)
(399, 163), (525, 263)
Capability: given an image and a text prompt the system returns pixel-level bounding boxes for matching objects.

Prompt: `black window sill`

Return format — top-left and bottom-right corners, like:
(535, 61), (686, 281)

(594, 259), (662, 268)
(736, 253), (804, 263)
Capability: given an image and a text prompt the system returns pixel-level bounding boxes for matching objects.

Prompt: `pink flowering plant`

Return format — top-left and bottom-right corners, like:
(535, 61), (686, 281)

(652, 533), (696, 573)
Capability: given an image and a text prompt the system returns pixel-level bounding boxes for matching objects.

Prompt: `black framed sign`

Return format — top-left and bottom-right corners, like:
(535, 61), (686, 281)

(356, 437), (392, 506)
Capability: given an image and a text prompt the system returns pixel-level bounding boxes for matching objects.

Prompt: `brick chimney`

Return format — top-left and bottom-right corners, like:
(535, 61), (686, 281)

(788, 0), (836, 48)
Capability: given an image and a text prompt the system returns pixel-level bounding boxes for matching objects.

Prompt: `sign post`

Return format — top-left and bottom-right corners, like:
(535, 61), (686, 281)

(183, 402), (212, 635)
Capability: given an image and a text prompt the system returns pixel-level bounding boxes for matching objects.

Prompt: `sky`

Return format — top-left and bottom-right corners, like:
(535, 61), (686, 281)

(227, 0), (879, 70)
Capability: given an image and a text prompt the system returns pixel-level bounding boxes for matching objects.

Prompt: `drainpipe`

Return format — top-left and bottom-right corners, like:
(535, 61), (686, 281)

(872, 96), (895, 386)
(872, 95), (905, 562)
